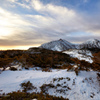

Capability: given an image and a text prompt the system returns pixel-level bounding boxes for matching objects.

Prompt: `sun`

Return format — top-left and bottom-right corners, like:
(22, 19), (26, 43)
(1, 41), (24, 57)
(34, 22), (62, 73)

(0, 27), (12, 37)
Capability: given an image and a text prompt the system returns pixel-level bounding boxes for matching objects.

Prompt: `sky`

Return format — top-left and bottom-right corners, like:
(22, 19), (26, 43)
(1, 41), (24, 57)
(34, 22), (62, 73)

(0, 0), (100, 50)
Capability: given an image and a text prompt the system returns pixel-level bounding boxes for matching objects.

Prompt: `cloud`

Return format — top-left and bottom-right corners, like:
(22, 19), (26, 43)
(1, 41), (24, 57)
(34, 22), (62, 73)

(31, 0), (76, 17)
(30, 0), (97, 36)
(3, 0), (31, 9)
(0, 7), (34, 38)
(15, 2), (31, 9)
(30, 0), (82, 33)
(0, 0), (100, 49)
(7, 0), (17, 2)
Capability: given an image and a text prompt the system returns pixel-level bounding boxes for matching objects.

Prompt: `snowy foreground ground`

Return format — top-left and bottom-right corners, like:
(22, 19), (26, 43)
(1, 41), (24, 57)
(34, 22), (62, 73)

(0, 69), (100, 100)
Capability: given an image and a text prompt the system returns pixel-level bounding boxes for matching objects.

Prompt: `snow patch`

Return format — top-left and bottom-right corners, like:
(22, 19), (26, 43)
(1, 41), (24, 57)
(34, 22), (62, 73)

(63, 49), (93, 63)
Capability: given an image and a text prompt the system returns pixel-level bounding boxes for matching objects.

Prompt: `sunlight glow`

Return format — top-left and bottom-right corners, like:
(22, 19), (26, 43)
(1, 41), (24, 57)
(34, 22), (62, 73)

(0, 27), (12, 37)
(0, 45), (40, 50)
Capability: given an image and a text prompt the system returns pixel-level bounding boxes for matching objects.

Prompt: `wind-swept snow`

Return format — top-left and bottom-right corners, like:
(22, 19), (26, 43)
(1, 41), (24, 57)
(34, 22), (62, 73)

(0, 69), (100, 100)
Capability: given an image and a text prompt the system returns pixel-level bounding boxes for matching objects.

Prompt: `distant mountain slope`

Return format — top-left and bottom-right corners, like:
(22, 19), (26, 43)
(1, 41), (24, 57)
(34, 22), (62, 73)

(63, 49), (93, 63)
(78, 39), (100, 49)
(40, 39), (76, 51)
(38, 38), (100, 52)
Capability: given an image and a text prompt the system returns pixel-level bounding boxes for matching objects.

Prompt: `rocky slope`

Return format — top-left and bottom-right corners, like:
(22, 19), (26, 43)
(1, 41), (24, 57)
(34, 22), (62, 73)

(40, 39), (76, 51)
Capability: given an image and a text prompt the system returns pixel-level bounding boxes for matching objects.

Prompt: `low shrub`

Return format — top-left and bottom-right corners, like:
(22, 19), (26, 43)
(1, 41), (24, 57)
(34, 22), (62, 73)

(10, 67), (17, 71)
(40, 84), (55, 94)
(25, 67), (29, 70)
(1, 91), (69, 100)
(56, 83), (61, 87)
(66, 77), (70, 81)
(42, 68), (51, 72)
(20, 81), (36, 93)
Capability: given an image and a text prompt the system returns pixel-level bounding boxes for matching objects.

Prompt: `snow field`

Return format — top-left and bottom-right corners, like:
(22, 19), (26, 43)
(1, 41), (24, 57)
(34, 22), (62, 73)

(0, 69), (100, 100)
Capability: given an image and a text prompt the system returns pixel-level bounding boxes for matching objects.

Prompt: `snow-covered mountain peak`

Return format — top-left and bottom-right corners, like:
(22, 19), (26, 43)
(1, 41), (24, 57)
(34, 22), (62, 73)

(59, 38), (63, 41)
(39, 38), (100, 51)
(79, 39), (100, 49)
(40, 39), (76, 51)
(85, 39), (100, 44)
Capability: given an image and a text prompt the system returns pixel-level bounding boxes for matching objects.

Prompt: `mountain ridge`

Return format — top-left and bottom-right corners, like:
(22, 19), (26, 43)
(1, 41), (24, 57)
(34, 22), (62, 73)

(39, 38), (100, 51)
(40, 39), (76, 51)
(78, 39), (100, 49)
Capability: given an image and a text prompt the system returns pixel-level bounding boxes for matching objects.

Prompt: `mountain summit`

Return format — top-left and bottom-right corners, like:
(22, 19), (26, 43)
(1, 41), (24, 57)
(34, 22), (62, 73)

(40, 39), (76, 51)
(79, 39), (100, 49)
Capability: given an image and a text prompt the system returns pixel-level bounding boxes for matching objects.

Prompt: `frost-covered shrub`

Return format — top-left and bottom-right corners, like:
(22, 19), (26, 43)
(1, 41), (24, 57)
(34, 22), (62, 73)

(58, 77), (64, 81)
(66, 77), (71, 81)
(40, 84), (55, 94)
(53, 78), (57, 82)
